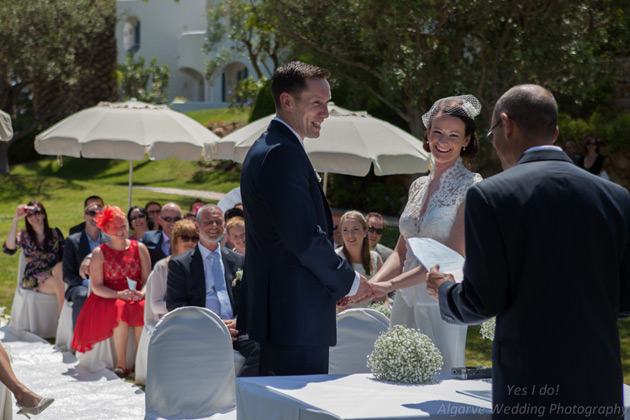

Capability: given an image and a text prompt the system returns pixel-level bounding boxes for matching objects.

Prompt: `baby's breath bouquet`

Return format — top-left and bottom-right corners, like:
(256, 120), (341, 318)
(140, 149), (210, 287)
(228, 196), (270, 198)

(367, 325), (443, 384)
(480, 318), (495, 341)
(368, 303), (391, 319)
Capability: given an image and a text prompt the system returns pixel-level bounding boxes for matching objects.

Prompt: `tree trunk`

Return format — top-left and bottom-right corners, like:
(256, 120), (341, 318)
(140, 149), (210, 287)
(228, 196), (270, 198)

(0, 142), (10, 174)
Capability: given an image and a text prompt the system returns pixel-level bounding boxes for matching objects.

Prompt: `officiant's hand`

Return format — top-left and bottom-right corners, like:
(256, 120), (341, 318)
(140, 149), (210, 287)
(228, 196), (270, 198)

(223, 319), (238, 342)
(349, 274), (372, 303)
(426, 265), (454, 300)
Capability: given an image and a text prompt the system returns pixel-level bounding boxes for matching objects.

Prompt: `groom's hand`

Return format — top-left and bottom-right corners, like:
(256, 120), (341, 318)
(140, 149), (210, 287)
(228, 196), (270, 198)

(426, 265), (454, 300)
(349, 274), (372, 303)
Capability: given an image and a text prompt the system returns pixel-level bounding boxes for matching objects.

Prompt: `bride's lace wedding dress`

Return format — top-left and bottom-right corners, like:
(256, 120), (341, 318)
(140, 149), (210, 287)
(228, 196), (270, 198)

(391, 159), (482, 371)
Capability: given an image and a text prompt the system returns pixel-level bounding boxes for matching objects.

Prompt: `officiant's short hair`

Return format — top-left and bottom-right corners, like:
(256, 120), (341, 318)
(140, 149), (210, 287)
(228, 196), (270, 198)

(271, 61), (330, 110)
(494, 84), (557, 141)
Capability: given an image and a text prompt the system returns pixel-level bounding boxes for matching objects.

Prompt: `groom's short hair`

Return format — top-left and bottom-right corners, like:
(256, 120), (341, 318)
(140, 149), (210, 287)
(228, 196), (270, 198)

(271, 61), (330, 110)
(494, 84), (558, 142)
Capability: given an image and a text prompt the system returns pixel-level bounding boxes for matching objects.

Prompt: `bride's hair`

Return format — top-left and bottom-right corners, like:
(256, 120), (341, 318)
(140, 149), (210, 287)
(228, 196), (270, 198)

(422, 95), (480, 160)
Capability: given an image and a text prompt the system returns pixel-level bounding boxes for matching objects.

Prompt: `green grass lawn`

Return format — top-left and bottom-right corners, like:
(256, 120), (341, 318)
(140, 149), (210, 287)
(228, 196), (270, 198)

(185, 107), (251, 127)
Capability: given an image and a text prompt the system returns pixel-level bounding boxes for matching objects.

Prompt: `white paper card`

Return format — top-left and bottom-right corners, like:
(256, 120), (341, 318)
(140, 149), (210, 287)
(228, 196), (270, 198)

(408, 237), (464, 283)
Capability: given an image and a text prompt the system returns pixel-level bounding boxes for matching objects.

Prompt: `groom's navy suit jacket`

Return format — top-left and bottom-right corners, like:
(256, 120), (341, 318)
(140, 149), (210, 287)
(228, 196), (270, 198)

(438, 149), (630, 417)
(239, 120), (355, 347)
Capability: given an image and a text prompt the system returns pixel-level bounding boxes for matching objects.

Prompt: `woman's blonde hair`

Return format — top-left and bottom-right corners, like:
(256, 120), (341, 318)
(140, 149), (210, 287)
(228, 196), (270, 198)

(226, 216), (245, 234)
(339, 210), (373, 275)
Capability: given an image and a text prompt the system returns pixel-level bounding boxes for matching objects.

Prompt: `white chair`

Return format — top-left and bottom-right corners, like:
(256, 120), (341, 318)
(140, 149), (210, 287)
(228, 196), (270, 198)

(329, 308), (390, 374)
(55, 293), (74, 351)
(134, 272), (158, 385)
(145, 307), (236, 420)
(8, 251), (59, 339)
(75, 282), (137, 372)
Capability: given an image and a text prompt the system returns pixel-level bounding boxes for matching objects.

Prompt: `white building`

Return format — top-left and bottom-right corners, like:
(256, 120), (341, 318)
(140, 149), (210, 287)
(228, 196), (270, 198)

(116, 0), (269, 110)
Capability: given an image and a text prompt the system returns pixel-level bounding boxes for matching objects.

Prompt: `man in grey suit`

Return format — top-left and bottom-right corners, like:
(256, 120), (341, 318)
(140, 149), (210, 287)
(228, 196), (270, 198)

(167, 204), (258, 376)
(427, 84), (630, 419)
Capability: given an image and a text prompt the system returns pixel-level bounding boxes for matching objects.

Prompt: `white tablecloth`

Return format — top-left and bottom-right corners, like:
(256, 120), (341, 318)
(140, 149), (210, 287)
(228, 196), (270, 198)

(236, 373), (493, 420)
(236, 374), (630, 420)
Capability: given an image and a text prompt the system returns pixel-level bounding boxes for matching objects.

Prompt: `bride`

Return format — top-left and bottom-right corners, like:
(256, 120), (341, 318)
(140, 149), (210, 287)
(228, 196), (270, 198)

(370, 95), (482, 370)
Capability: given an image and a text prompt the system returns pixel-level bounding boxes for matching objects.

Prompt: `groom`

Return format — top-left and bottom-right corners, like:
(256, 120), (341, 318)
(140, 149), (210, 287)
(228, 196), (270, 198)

(427, 84), (630, 418)
(239, 61), (371, 376)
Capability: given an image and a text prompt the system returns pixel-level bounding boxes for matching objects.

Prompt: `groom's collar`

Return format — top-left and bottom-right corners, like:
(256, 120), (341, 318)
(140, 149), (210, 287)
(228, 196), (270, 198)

(273, 117), (306, 150)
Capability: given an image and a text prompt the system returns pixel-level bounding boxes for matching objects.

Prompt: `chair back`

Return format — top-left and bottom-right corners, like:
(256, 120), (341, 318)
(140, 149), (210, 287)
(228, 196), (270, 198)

(143, 269), (157, 326)
(329, 308), (390, 374)
(145, 306), (236, 419)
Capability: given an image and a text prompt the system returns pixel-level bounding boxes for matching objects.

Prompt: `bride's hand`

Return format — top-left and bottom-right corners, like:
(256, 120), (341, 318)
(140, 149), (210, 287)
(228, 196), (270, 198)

(370, 281), (392, 297)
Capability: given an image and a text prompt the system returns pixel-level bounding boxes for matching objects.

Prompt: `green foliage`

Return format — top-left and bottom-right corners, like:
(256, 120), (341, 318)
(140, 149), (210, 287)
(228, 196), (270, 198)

(249, 79), (275, 122)
(118, 55), (170, 104)
(329, 174), (407, 216)
(252, 0), (629, 175)
(558, 111), (630, 153)
(229, 76), (268, 109)
(204, 0), (283, 86)
(185, 107), (251, 127)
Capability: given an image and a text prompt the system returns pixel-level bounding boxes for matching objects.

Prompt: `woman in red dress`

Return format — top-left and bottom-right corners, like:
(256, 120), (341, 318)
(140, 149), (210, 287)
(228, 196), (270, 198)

(72, 205), (151, 377)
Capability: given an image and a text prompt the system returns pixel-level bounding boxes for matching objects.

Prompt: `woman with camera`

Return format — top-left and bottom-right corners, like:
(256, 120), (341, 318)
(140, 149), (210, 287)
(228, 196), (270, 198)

(3, 201), (66, 311)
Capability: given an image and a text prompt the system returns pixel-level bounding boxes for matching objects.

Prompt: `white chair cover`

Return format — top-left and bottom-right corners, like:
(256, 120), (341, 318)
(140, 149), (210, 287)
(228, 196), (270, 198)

(145, 307), (236, 420)
(134, 270), (157, 385)
(55, 298), (74, 351)
(76, 281), (137, 372)
(329, 308), (390, 374)
(8, 251), (59, 339)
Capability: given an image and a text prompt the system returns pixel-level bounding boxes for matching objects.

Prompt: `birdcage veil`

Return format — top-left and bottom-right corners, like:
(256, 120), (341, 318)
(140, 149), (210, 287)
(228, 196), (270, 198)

(421, 95), (482, 129)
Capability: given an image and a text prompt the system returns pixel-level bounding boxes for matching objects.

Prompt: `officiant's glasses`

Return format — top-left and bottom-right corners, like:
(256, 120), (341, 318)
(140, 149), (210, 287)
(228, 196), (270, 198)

(486, 119), (502, 144)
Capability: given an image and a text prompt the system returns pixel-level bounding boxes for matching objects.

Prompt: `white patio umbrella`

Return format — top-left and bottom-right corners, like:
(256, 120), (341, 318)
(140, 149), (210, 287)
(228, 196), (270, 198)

(35, 100), (221, 208)
(213, 104), (430, 193)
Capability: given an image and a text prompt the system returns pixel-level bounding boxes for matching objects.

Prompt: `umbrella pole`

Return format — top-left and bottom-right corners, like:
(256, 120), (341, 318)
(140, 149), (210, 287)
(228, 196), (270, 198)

(323, 172), (328, 196)
(128, 160), (133, 210)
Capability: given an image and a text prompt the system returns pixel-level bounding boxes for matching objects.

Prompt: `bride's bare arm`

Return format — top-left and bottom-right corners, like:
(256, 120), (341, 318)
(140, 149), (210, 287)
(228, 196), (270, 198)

(370, 234), (406, 284)
(371, 201), (468, 296)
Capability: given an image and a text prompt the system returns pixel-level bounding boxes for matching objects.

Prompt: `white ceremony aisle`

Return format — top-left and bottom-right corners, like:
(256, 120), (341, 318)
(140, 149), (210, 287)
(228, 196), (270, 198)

(1, 325), (144, 419)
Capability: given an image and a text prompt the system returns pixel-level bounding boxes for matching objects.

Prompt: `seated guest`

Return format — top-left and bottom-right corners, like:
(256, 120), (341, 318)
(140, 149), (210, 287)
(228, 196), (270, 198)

(167, 204), (259, 376)
(4, 201), (66, 311)
(335, 211), (385, 312)
(128, 206), (151, 240)
(69, 196), (104, 236)
(225, 216), (246, 255)
(190, 198), (206, 215)
(63, 202), (109, 328)
(72, 206), (151, 378)
(366, 212), (394, 262)
(144, 201), (162, 231)
(148, 219), (199, 321)
(183, 211), (197, 222)
(223, 207), (245, 249)
(141, 203), (182, 268)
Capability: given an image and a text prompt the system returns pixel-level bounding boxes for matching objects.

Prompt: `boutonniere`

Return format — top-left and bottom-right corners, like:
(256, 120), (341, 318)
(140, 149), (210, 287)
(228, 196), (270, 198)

(232, 269), (244, 287)
(315, 170), (322, 183)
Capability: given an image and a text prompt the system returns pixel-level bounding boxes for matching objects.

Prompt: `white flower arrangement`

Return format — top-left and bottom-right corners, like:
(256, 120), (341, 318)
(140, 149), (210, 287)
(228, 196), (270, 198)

(232, 269), (244, 287)
(368, 302), (391, 319)
(367, 325), (443, 384)
(480, 317), (496, 341)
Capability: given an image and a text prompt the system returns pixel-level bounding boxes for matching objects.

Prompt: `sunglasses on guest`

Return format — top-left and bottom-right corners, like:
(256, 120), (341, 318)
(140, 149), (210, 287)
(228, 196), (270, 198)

(178, 235), (199, 243)
(130, 214), (146, 222)
(85, 209), (102, 217)
(368, 226), (384, 235)
(161, 216), (182, 223)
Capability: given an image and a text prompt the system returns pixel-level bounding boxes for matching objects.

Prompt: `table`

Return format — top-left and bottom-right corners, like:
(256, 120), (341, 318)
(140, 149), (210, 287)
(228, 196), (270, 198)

(236, 373), (493, 420)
